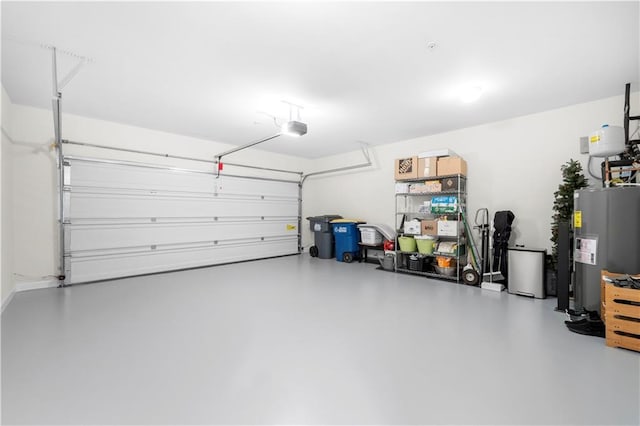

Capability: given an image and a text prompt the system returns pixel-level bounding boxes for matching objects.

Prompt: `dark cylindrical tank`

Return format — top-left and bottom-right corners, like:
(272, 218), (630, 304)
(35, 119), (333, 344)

(573, 187), (640, 313)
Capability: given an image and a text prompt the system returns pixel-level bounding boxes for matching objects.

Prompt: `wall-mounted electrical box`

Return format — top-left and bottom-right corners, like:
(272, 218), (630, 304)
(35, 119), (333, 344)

(580, 136), (589, 154)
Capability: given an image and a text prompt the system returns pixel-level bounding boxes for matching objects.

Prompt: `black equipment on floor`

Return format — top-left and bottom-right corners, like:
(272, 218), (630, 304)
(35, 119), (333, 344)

(491, 210), (515, 286)
(556, 221), (572, 311)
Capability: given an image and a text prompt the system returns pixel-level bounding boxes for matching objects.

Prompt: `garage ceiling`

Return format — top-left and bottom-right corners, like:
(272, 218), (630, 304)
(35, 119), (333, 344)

(2, 1), (638, 159)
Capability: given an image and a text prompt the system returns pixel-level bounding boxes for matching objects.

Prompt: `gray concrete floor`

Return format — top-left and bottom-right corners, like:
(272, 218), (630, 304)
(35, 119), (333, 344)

(2, 254), (639, 425)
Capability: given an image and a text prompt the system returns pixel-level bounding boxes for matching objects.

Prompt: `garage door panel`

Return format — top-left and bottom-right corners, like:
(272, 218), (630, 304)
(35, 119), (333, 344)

(70, 160), (298, 198)
(67, 220), (299, 252)
(68, 193), (298, 219)
(63, 157), (301, 284)
(70, 161), (217, 194)
(217, 175), (301, 197)
(67, 237), (298, 283)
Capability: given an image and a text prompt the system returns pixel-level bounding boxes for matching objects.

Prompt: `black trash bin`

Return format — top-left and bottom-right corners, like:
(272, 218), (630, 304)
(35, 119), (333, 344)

(307, 215), (342, 258)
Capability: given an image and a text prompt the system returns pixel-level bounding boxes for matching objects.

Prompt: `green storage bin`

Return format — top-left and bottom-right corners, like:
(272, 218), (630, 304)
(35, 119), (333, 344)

(415, 236), (436, 254)
(398, 236), (417, 252)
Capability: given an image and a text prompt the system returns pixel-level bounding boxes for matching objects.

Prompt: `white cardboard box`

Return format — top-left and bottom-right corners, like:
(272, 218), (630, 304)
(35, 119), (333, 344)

(395, 183), (410, 193)
(437, 220), (459, 237)
(403, 220), (422, 235)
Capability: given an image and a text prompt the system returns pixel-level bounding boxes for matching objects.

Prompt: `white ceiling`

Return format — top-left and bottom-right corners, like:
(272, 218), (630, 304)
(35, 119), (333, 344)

(2, 1), (639, 159)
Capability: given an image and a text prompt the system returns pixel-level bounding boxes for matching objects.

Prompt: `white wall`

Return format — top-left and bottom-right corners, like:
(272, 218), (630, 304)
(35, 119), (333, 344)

(2, 85), (15, 308)
(9, 103), (311, 284)
(7, 92), (638, 289)
(302, 94), (638, 251)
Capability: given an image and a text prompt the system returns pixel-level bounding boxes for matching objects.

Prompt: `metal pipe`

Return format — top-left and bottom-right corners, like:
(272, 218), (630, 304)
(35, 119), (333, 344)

(52, 47), (65, 283)
(51, 47), (58, 96)
(297, 182), (302, 253)
(300, 144), (372, 184)
(62, 139), (302, 176)
(215, 133), (281, 160)
(301, 162), (371, 183)
(55, 100), (65, 282)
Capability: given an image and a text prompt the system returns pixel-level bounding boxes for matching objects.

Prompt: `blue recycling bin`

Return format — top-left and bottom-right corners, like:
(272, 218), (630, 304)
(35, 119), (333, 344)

(331, 221), (362, 263)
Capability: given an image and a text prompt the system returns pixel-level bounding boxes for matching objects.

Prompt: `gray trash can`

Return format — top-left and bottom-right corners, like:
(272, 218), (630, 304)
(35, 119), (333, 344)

(507, 247), (547, 299)
(307, 215), (342, 259)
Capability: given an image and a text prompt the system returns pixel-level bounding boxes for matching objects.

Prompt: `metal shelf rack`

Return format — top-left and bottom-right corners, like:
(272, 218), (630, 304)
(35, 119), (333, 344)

(394, 174), (467, 283)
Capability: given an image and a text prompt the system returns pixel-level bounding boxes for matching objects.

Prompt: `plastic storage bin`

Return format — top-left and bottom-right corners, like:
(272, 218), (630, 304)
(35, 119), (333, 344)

(307, 215), (342, 259)
(408, 254), (426, 271)
(398, 236), (417, 252)
(415, 235), (435, 254)
(332, 220), (362, 263)
(359, 228), (383, 245)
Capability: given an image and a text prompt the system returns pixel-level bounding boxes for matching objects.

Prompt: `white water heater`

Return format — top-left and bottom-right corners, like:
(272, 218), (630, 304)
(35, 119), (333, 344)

(589, 124), (625, 157)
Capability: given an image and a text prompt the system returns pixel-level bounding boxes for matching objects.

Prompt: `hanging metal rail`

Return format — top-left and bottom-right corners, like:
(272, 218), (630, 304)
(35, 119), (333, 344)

(62, 139), (303, 176)
(300, 144), (372, 184)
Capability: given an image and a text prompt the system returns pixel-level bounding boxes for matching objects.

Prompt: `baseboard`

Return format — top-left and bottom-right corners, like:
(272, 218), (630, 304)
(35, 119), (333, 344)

(2, 279), (61, 312)
(1, 288), (15, 313)
(14, 279), (60, 292)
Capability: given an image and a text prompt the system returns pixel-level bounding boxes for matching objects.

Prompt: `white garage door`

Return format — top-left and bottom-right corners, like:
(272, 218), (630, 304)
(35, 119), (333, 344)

(62, 157), (300, 284)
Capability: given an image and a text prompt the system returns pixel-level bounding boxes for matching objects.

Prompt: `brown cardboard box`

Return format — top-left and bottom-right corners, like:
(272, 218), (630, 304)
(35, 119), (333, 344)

(421, 220), (438, 236)
(424, 180), (442, 192)
(437, 156), (467, 176)
(395, 156), (419, 180)
(418, 157), (438, 178)
(440, 176), (465, 192)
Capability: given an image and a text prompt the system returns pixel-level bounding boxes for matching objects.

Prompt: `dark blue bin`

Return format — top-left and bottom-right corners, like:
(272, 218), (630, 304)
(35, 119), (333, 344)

(332, 221), (361, 263)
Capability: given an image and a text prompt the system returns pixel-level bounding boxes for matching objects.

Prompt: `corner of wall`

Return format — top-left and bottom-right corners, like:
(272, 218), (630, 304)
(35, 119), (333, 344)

(1, 83), (16, 310)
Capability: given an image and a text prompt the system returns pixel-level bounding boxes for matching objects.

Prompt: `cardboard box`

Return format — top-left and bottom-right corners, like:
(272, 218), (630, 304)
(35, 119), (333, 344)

(437, 220), (459, 237)
(395, 156), (419, 180)
(410, 184), (430, 193)
(403, 220), (422, 235)
(418, 157), (438, 178)
(421, 220), (438, 236)
(424, 180), (442, 192)
(395, 183), (410, 193)
(440, 176), (465, 192)
(437, 156), (467, 176)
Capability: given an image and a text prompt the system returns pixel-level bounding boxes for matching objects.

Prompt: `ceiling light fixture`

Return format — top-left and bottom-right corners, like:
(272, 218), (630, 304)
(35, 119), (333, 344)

(281, 101), (308, 137)
(460, 86), (483, 103)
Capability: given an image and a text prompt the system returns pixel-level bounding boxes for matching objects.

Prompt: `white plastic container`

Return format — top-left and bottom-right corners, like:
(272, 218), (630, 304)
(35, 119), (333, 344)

(359, 228), (383, 245)
(589, 125), (625, 157)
